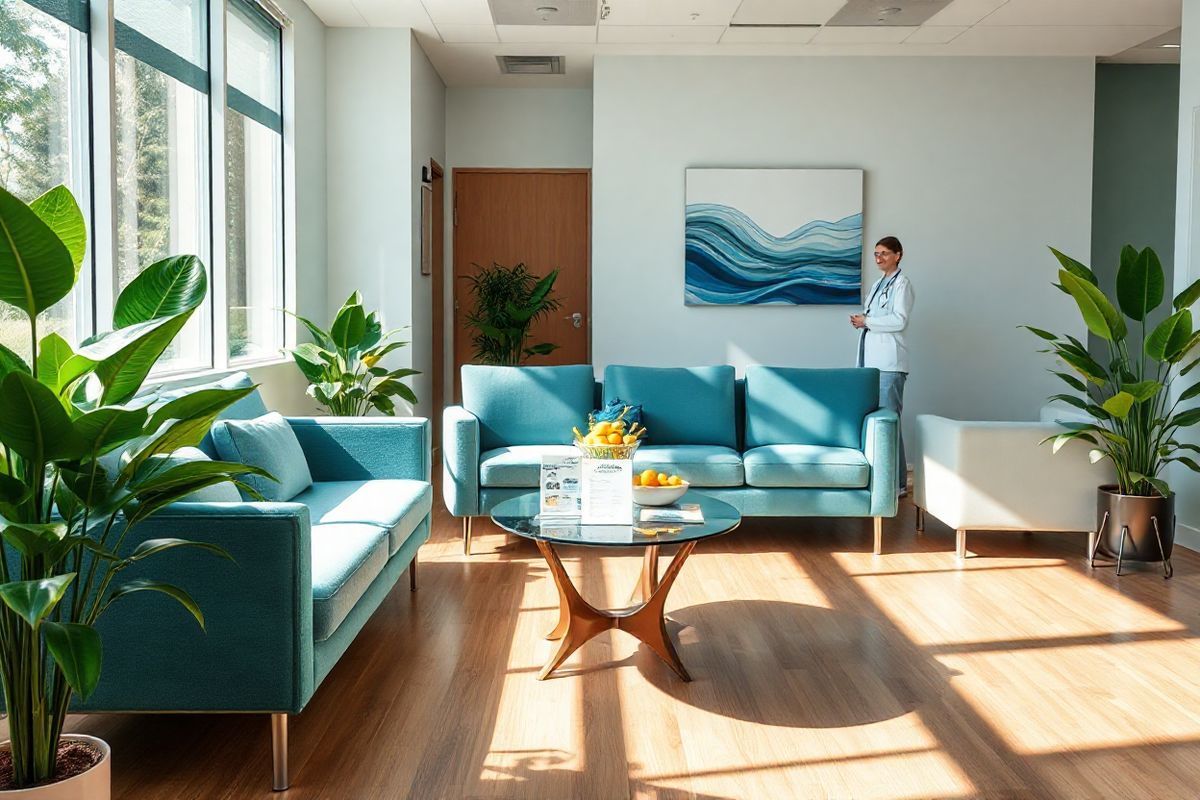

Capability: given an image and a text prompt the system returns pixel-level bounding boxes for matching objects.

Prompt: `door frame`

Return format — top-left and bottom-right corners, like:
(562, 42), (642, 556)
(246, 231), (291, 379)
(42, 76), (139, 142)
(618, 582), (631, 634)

(428, 159), (445, 454)
(450, 168), (592, 402)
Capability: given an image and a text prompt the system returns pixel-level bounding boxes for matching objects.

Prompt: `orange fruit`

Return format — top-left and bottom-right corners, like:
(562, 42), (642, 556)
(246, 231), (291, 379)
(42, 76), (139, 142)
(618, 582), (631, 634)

(623, 434), (637, 445)
(593, 421), (611, 436)
(657, 472), (669, 485)
(640, 469), (659, 487)
(668, 475), (681, 486)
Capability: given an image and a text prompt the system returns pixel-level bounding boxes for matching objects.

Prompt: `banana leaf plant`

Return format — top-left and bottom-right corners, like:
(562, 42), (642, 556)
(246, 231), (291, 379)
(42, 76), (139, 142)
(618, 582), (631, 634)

(286, 292), (418, 416)
(1025, 245), (1200, 498)
(0, 184), (268, 788)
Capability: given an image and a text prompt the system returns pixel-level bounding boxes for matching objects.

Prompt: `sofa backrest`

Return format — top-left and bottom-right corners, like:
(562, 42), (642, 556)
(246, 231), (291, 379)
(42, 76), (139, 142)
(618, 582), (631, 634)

(744, 367), (879, 450)
(155, 372), (268, 457)
(462, 364), (595, 450)
(603, 365), (737, 448)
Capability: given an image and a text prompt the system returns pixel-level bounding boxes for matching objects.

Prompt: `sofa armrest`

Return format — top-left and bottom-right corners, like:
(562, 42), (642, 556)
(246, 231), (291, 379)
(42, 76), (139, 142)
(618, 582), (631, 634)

(863, 408), (900, 517)
(287, 416), (431, 482)
(914, 414), (1113, 532)
(81, 502), (315, 714)
(443, 405), (480, 517)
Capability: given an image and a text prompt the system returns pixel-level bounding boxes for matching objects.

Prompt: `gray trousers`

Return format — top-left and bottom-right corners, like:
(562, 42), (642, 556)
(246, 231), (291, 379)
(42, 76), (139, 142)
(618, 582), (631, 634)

(879, 371), (907, 492)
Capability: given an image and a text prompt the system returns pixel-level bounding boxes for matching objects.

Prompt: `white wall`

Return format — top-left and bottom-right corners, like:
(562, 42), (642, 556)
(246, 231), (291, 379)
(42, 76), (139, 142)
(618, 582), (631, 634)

(410, 37), (446, 417)
(592, 56), (1093, 453)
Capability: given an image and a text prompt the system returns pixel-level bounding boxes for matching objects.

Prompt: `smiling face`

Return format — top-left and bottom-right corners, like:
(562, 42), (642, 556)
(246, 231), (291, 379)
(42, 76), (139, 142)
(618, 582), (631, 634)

(874, 244), (901, 274)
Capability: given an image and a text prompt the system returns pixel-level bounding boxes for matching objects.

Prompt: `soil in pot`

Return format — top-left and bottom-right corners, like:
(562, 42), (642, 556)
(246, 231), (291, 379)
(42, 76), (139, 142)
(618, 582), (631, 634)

(0, 741), (103, 791)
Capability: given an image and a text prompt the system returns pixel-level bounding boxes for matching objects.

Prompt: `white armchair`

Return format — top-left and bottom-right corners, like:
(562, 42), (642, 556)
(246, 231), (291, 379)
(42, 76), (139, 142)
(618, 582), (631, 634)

(913, 414), (1114, 559)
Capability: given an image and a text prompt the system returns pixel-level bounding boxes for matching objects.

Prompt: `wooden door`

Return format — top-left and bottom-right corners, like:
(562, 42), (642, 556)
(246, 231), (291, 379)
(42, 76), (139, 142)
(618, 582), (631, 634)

(452, 169), (590, 400)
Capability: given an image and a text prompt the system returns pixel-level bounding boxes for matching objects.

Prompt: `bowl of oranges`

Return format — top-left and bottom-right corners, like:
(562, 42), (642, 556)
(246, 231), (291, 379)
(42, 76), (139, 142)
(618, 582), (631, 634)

(633, 469), (689, 506)
(573, 407), (646, 460)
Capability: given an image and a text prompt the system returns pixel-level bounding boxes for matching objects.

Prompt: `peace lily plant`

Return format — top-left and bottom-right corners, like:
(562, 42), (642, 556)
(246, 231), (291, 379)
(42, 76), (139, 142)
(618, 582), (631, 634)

(1026, 245), (1200, 499)
(0, 184), (265, 789)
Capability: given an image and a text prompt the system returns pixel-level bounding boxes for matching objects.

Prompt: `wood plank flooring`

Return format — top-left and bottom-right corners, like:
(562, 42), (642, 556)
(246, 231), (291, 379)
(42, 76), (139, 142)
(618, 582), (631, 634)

(67, 496), (1200, 799)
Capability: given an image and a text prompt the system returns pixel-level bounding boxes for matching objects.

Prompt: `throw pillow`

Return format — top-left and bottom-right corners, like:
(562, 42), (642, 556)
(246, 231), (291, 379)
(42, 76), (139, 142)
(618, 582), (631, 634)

(211, 412), (313, 501)
(593, 398), (644, 435)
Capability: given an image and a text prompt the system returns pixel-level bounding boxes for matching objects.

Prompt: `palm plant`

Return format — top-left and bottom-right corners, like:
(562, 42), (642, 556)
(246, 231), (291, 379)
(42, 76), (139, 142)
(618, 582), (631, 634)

(1027, 245), (1200, 497)
(462, 262), (561, 365)
(0, 184), (265, 788)
(287, 292), (418, 416)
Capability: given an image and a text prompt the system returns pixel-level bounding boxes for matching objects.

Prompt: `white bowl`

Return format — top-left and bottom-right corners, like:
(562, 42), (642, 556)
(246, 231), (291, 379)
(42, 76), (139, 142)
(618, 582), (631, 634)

(633, 481), (689, 506)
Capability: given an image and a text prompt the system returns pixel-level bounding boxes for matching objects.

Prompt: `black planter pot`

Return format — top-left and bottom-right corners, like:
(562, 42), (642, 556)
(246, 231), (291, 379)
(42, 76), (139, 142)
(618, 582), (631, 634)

(1095, 485), (1174, 577)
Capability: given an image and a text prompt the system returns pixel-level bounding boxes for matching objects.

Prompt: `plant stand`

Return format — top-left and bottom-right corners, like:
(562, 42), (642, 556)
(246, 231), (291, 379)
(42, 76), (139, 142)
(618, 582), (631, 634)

(1090, 511), (1174, 579)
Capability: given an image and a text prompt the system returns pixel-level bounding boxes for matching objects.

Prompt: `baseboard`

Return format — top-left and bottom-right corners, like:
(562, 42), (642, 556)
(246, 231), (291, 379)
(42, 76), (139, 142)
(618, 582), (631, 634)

(1175, 521), (1200, 554)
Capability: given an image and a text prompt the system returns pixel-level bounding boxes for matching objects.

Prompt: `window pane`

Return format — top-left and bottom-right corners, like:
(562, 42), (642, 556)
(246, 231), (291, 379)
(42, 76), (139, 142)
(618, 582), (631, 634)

(227, 0), (280, 116)
(113, 50), (210, 372)
(114, 0), (206, 71)
(0, 0), (86, 361)
(226, 110), (283, 362)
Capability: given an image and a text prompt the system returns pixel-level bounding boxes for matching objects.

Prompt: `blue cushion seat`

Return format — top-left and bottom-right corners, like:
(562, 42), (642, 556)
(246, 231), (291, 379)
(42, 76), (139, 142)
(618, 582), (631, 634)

(744, 445), (869, 488)
(291, 480), (432, 555)
(633, 445), (744, 487)
(310, 523), (390, 643)
(479, 445), (577, 487)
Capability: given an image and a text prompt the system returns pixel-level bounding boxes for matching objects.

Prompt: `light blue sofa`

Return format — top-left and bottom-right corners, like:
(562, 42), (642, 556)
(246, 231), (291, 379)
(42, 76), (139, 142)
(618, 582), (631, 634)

(73, 374), (433, 791)
(444, 364), (898, 555)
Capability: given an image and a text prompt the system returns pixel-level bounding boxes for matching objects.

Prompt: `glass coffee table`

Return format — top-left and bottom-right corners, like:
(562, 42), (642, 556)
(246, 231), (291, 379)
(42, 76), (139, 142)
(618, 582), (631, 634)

(491, 492), (741, 681)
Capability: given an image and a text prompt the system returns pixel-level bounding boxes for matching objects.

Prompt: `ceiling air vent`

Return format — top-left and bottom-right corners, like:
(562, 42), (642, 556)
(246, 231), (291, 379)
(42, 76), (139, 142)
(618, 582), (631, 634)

(497, 55), (566, 75)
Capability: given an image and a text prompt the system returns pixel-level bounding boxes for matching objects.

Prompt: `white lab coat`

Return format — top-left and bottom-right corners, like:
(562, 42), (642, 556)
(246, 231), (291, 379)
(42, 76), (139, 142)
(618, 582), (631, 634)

(861, 270), (915, 373)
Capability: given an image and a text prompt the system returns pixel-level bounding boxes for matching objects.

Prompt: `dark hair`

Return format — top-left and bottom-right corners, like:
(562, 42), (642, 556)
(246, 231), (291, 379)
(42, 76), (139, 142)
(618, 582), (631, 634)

(875, 236), (903, 259)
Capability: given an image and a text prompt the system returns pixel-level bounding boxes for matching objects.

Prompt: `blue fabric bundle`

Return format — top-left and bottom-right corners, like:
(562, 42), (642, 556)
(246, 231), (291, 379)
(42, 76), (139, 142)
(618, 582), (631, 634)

(593, 398), (643, 434)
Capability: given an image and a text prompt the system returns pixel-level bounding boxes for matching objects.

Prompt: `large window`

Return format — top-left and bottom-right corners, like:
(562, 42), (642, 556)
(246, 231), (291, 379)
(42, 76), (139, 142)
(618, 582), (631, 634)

(225, 0), (283, 362)
(0, 0), (89, 360)
(0, 0), (292, 373)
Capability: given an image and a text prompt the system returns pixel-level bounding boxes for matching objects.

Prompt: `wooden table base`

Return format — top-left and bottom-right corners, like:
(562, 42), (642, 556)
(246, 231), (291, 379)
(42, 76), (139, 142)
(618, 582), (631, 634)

(537, 540), (697, 681)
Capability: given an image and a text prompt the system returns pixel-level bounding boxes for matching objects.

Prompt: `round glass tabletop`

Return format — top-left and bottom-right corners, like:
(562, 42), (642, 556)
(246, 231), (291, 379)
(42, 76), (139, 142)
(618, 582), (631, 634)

(490, 491), (741, 548)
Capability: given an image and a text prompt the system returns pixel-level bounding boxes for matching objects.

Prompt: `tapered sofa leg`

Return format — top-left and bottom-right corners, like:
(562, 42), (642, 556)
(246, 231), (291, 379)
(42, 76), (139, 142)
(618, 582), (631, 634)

(463, 516), (473, 555)
(873, 517), (883, 555)
(409, 554), (417, 592)
(915, 506), (924, 533)
(956, 529), (967, 561)
(271, 713), (288, 791)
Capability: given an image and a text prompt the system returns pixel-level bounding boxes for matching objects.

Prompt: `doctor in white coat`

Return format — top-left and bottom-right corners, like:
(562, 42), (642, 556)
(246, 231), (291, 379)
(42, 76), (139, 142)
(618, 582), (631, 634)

(850, 236), (915, 496)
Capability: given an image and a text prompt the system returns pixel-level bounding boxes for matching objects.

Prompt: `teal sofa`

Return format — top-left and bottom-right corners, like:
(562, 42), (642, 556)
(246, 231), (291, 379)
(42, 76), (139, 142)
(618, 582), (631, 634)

(443, 364), (898, 555)
(73, 374), (433, 791)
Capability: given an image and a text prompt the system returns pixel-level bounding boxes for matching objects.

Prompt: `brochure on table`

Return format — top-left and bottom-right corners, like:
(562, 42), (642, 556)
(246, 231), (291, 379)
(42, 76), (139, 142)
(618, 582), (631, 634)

(639, 503), (704, 524)
(581, 458), (634, 524)
(540, 454), (582, 518)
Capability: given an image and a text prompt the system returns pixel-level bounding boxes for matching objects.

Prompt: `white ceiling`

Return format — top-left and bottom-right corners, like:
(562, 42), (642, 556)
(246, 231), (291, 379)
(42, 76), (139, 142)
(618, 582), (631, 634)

(301, 0), (1183, 87)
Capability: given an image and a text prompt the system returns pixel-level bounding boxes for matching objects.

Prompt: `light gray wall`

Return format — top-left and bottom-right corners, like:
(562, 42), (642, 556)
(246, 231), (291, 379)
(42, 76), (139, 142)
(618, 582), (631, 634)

(592, 56), (1094, 453)
(1090, 64), (1180, 360)
(410, 37), (446, 417)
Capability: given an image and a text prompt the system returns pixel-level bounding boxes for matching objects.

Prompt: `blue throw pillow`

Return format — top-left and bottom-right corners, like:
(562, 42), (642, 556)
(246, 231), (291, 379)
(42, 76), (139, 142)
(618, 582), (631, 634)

(593, 398), (644, 435)
(211, 412), (312, 501)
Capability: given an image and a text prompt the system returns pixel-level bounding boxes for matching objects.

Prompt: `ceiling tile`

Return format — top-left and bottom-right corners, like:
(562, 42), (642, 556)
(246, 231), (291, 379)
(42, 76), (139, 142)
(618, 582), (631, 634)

(437, 23), (499, 41)
(598, 25), (726, 43)
(720, 26), (821, 43)
(904, 25), (967, 43)
(423, 0), (495, 26)
(302, 0), (367, 26)
(730, 0), (846, 25)
(353, 0), (438, 33)
(980, 0), (1181, 27)
(600, 0), (741, 26)
(811, 26), (918, 43)
(497, 24), (599, 42)
(491, 0), (596, 25)
(924, 0), (1007, 26)
(950, 24), (1176, 55)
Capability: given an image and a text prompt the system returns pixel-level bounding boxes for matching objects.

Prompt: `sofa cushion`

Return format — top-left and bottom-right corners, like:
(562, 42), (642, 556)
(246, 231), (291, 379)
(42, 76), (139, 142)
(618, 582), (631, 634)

(744, 445), (869, 489)
(604, 365), (737, 447)
(158, 447), (243, 503)
(212, 412), (313, 501)
(152, 372), (268, 458)
(744, 367), (879, 450)
(480, 445), (577, 488)
(311, 523), (390, 642)
(462, 365), (595, 450)
(633, 445), (744, 487)
(293, 479), (432, 555)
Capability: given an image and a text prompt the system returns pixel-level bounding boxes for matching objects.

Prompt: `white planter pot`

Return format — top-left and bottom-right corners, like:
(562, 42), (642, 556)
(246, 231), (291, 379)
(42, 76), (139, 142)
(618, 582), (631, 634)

(0, 735), (110, 800)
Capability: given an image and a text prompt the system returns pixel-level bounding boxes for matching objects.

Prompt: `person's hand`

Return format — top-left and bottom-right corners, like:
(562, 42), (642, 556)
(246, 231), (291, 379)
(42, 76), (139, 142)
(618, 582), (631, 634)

(849, 314), (866, 329)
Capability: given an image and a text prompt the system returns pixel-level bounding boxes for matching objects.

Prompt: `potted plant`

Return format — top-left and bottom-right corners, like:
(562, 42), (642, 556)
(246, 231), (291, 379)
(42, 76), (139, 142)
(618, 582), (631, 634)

(286, 292), (419, 416)
(0, 184), (265, 796)
(1027, 245), (1200, 576)
(461, 262), (562, 365)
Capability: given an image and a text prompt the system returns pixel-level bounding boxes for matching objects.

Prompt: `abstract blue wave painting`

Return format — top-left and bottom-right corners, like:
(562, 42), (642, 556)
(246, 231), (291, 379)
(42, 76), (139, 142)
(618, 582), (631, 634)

(685, 169), (863, 305)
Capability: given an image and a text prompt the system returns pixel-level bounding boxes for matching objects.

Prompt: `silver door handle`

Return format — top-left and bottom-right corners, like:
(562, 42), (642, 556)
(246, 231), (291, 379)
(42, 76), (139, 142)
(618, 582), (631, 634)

(566, 312), (582, 328)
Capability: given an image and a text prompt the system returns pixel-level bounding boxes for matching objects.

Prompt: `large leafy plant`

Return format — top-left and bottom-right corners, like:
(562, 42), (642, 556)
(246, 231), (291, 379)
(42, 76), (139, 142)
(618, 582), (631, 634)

(287, 292), (418, 416)
(462, 262), (562, 365)
(0, 185), (265, 788)
(1027, 245), (1200, 498)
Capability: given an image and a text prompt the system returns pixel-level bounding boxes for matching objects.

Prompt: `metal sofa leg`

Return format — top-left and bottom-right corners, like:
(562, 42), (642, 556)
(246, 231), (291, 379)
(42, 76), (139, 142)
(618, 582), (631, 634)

(873, 517), (883, 555)
(956, 529), (967, 561)
(915, 505), (924, 533)
(463, 516), (473, 556)
(271, 713), (288, 791)
(410, 554), (417, 592)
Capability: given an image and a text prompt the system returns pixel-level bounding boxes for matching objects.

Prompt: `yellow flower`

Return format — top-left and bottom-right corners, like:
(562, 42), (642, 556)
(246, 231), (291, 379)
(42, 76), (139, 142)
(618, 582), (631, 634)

(362, 354), (380, 367)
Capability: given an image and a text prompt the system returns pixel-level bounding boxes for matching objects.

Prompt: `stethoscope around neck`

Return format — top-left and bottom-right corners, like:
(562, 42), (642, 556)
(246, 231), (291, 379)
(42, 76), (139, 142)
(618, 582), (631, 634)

(866, 269), (902, 311)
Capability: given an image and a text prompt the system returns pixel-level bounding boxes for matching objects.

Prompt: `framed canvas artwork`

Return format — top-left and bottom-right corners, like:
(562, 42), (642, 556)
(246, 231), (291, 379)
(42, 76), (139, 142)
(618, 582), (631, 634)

(685, 168), (863, 305)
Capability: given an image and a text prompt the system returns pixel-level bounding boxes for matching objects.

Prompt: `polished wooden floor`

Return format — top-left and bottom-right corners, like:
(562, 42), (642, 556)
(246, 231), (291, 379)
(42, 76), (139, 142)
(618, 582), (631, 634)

(67, 493), (1200, 799)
